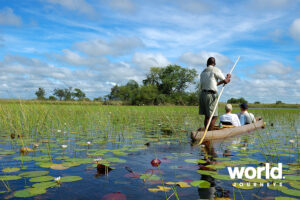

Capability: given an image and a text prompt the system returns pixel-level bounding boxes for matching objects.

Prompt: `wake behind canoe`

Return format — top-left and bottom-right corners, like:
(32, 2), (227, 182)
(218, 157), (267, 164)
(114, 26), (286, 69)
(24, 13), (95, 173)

(191, 117), (264, 141)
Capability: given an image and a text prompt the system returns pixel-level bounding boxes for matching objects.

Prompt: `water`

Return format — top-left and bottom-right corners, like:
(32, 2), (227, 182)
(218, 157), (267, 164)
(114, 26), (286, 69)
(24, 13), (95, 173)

(0, 107), (299, 199)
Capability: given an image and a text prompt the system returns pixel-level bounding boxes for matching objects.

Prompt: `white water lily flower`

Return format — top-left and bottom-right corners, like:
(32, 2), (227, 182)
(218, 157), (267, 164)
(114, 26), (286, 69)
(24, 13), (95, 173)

(61, 145), (67, 149)
(87, 141), (91, 145)
(54, 176), (61, 183)
(94, 158), (102, 163)
(34, 144), (39, 147)
(241, 147), (247, 150)
(289, 140), (295, 143)
(57, 130), (61, 133)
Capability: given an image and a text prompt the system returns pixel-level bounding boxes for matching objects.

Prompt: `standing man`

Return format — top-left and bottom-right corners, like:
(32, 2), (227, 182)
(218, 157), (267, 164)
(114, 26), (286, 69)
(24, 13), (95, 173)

(199, 57), (231, 130)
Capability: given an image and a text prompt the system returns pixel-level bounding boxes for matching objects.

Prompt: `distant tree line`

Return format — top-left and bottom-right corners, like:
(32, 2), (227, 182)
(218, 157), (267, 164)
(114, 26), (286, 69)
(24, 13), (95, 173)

(105, 65), (199, 105)
(35, 87), (102, 101)
(227, 97), (248, 104)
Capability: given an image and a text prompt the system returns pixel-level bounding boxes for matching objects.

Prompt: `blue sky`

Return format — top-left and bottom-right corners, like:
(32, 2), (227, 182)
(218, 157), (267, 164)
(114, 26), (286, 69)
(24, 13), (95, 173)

(0, 0), (299, 103)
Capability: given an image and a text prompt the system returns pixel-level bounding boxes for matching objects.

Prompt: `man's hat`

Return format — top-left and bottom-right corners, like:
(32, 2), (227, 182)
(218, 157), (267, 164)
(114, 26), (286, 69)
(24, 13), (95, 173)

(240, 103), (248, 109)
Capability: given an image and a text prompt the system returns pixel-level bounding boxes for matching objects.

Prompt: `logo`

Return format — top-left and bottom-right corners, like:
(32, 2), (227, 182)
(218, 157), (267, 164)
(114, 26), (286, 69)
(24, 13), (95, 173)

(227, 163), (283, 187)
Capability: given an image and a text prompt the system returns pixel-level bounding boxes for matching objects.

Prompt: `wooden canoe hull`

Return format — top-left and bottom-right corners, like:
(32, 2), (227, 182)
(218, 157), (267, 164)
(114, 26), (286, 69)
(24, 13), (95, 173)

(191, 118), (264, 141)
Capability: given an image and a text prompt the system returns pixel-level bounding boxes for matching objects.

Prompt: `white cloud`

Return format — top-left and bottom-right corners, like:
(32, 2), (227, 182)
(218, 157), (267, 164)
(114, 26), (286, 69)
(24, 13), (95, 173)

(108, 0), (136, 13)
(0, 7), (22, 26)
(290, 18), (300, 41)
(54, 49), (109, 67)
(45, 0), (96, 16)
(0, 55), (143, 99)
(75, 37), (144, 56)
(132, 52), (170, 69)
(179, 51), (232, 69)
(254, 60), (292, 79)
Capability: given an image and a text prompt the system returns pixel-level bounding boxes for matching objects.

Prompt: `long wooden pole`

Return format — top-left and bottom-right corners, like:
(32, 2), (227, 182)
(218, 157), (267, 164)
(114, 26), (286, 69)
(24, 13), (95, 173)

(198, 56), (240, 145)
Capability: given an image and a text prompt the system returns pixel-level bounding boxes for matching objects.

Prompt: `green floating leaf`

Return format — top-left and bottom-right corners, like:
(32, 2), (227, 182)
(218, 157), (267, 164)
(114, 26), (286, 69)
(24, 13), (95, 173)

(0, 175), (22, 181)
(281, 188), (300, 197)
(275, 197), (299, 200)
(190, 180), (210, 188)
(197, 170), (218, 176)
(212, 174), (232, 180)
(61, 176), (82, 182)
(2, 167), (20, 173)
(140, 174), (160, 181)
(285, 175), (300, 181)
(14, 187), (47, 198)
(289, 181), (300, 190)
(0, 150), (15, 155)
(13, 156), (33, 161)
(184, 159), (206, 164)
(33, 181), (58, 189)
(268, 185), (288, 191)
(105, 157), (126, 163)
(20, 170), (49, 178)
(29, 176), (55, 182)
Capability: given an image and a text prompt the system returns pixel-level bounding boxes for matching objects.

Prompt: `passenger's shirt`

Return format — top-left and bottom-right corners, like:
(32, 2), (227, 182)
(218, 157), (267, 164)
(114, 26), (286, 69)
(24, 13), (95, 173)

(220, 113), (241, 127)
(237, 111), (256, 125)
(200, 65), (225, 93)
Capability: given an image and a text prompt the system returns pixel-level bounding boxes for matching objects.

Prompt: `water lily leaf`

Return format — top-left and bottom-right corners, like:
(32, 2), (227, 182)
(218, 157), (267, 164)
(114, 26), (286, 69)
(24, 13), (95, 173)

(14, 187), (46, 197)
(106, 157), (126, 163)
(285, 175), (300, 181)
(0, 150), (15, 155)
(289, 181), (300, 189)
(61, 176), (82, 182)
(268, 185), (288, 191)
(206, 164), (226, 169)
(197, 170), (218, 176)
(29, 176), (55, 182)
(275, 197), (299, 200)
(32, 181), (58, 189)
(13, 156), (33, 161)
(232, 182), (254, 190)
(0, 175), (22, 181)
(55, 156), (70, 160)
(50, 164), (69, 170)
(190, 180), (210, 188)
(165, 181), (190, 188)
(148, 186), (171, 192)
(2, 167), (20, 173)
(112, 151), (128, 156)
(212, 174), (232, 180)
(20, 170), (49, 177)
(281, 188), (300, 197)
(185, 159), (206, 164)
(140, 174), (160, 181)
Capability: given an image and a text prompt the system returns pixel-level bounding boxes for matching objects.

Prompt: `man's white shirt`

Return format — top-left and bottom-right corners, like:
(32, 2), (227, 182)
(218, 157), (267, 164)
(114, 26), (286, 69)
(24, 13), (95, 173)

(220, 113), (241, 126)
(200, 65), (225, 92)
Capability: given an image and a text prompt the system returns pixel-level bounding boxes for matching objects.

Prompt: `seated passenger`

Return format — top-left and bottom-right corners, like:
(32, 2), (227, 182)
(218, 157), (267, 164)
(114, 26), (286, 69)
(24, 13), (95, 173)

(237, 103), (256, 125)
(219, 104), (241, 127)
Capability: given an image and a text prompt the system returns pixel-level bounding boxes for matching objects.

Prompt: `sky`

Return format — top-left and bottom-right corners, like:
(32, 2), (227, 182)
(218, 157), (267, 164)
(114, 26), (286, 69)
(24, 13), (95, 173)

(0, 0), (300, 103)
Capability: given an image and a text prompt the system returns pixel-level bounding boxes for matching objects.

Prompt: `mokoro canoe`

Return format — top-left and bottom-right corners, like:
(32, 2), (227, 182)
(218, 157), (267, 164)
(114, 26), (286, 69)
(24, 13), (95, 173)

(191, 117), (264, 141)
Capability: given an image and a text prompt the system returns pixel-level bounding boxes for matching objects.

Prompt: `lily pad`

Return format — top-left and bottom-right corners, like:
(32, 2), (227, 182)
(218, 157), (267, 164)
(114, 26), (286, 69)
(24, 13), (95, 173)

(20, 170), (49, 177)
(29, 176), (55, 182)
(190, 180), (210, 188)
(0, 175), (22, 181)
(275, 197), (299, 200)
(185, 159), (206, 164)
(2, 167), (20, 173)
(285, 175), (300, 181)
(148, 186), (171, 192)
(289, 181), (300, 190)
(32, 181), (58, 189)
(105, 157), (126, 163)
(281, 188), (300, 197)
(165, 181), (190, 188)
(14, 187), (46, 197)
(61, 176), (82, 182)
